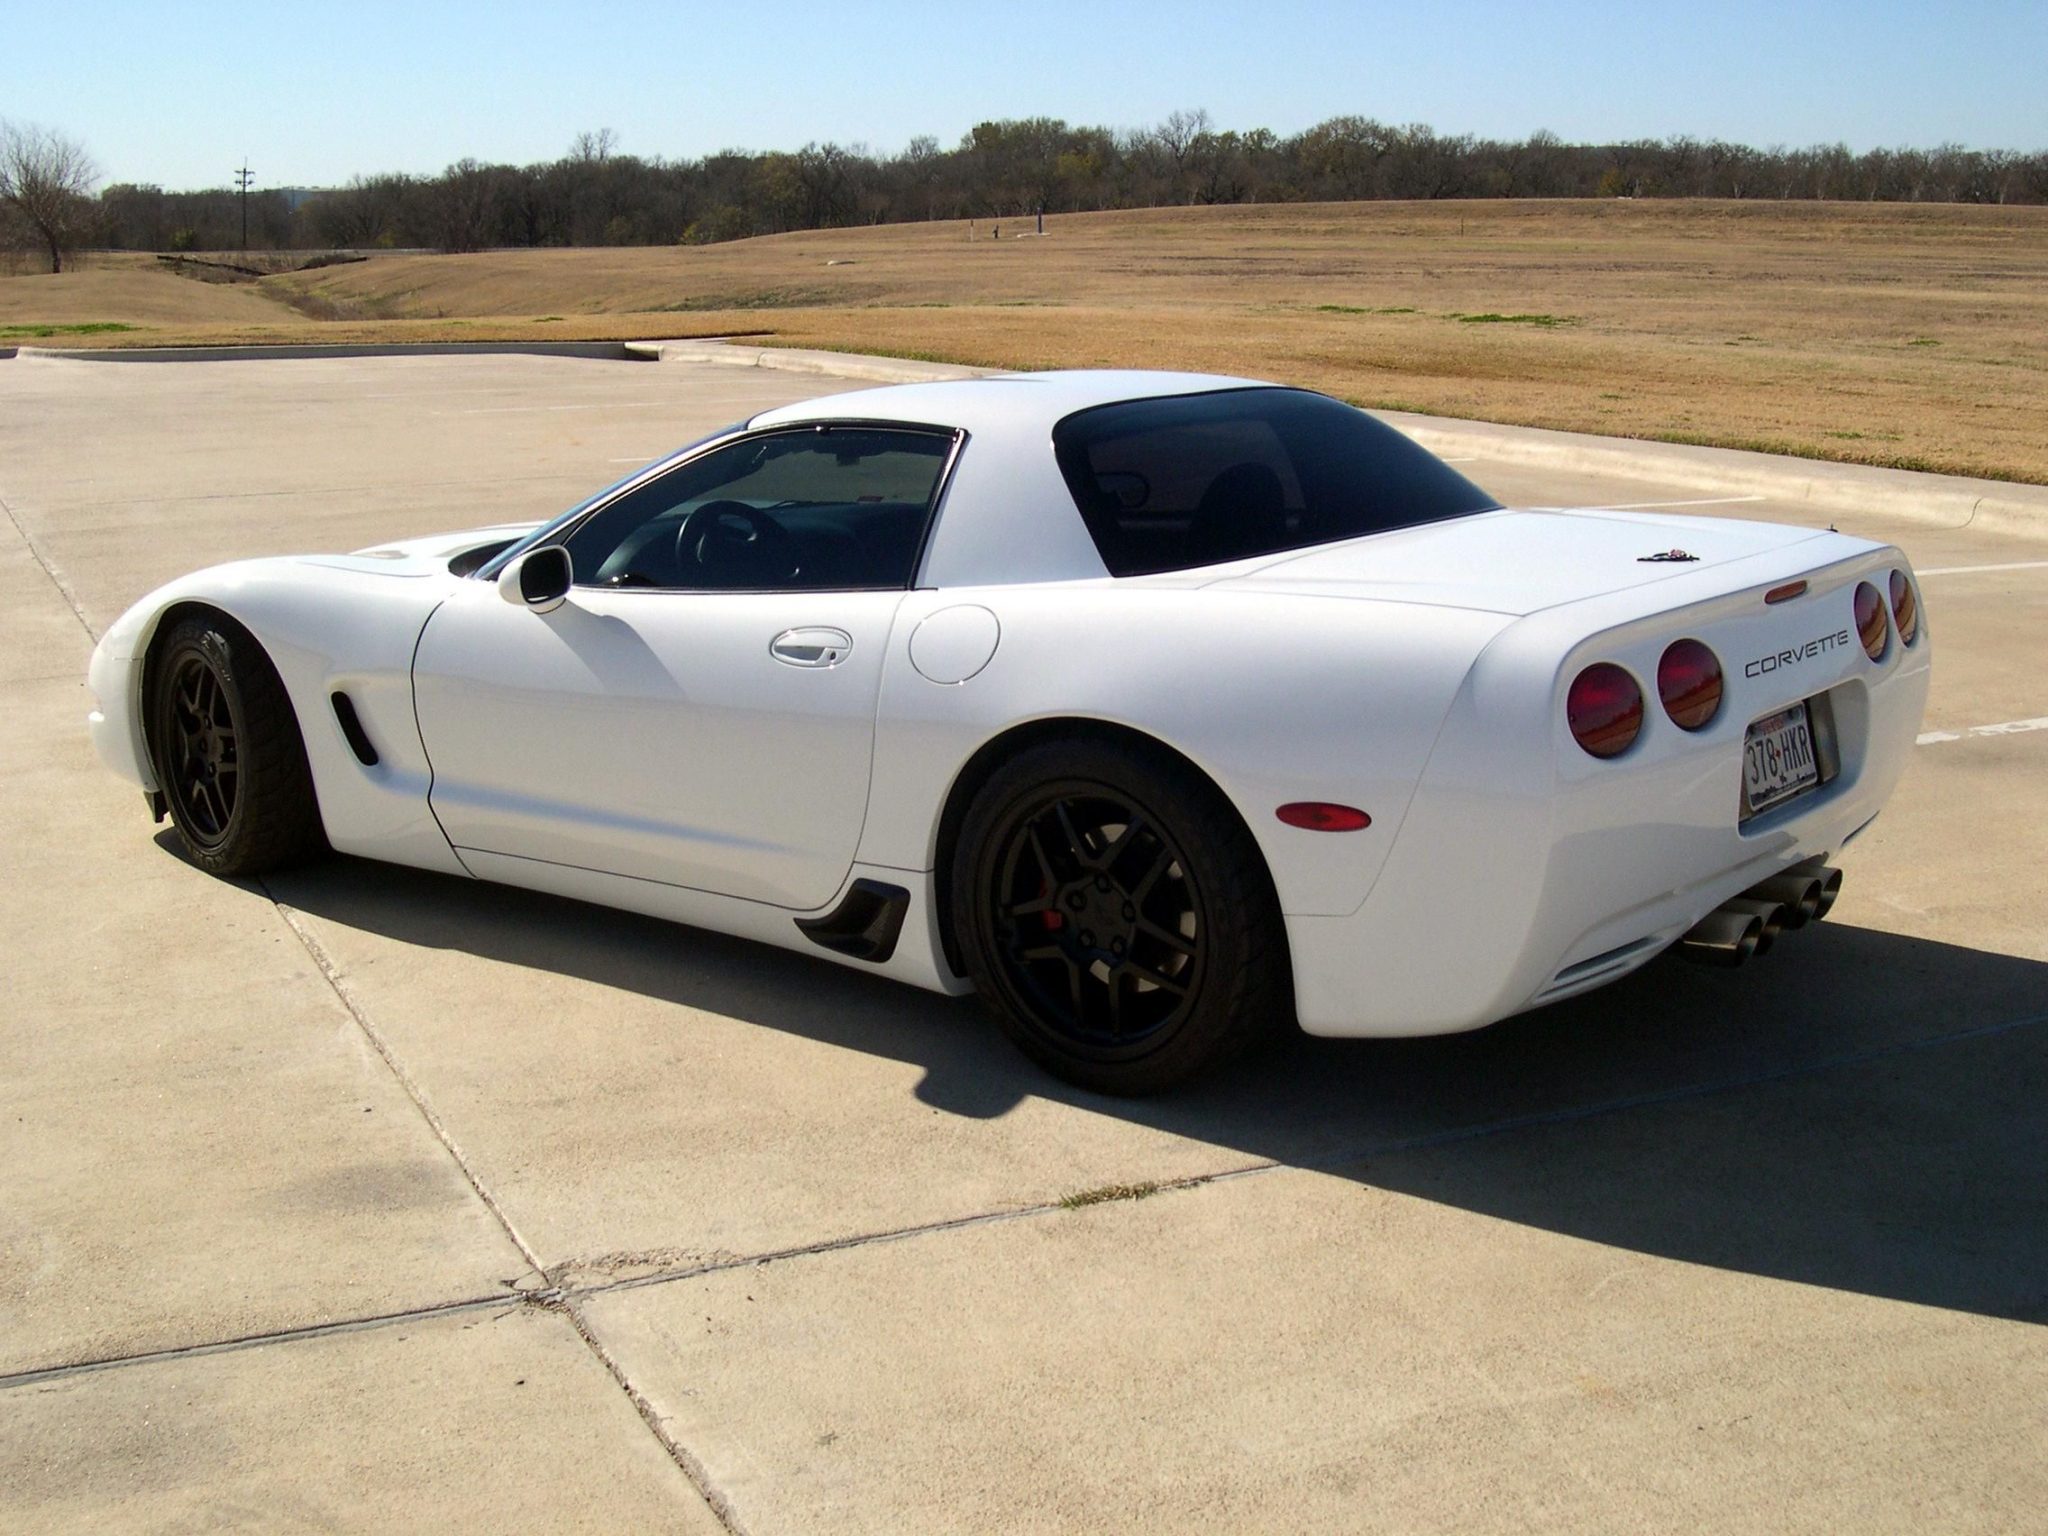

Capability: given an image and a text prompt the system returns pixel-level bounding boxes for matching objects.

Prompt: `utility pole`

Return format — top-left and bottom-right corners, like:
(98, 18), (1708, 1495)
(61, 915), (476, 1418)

(234, 161), (253, 251)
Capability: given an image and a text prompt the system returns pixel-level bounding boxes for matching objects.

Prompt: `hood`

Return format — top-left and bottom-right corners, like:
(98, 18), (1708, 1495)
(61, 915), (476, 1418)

(1208, 508), (1832, 616)
(294, 523), (542, 579)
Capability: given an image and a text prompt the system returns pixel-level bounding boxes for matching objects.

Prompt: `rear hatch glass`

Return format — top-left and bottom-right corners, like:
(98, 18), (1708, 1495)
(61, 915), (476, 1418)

(1052, 387), (1500, 576)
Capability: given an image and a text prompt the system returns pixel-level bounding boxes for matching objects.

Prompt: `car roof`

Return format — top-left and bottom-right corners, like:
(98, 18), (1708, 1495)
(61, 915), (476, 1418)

(741, 369), (1288, 590)
(745, 369), (1277, 440)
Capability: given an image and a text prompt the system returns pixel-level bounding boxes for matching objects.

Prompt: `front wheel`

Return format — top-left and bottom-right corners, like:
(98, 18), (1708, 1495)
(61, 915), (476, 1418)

(149, 615), (326, 876)
(952, 738), (1292, 1094)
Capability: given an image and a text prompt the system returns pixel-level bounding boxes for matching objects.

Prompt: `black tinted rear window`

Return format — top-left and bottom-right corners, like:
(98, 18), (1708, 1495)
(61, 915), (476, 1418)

(1052, 388), (1500, 576)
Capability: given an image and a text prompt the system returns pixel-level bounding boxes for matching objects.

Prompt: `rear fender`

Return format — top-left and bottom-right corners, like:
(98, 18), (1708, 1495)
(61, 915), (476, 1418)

(859, 585), (1511, 918)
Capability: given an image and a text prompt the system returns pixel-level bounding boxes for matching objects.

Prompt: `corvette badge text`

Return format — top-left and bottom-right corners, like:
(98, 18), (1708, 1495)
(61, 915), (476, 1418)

(1745, 629), (1853, 678)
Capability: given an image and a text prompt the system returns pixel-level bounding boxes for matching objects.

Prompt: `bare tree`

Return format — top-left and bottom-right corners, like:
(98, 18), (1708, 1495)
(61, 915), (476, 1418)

(0, 120), (99, 272)
(1154, 108), (1213, 201)
(570, 128), (618, 164)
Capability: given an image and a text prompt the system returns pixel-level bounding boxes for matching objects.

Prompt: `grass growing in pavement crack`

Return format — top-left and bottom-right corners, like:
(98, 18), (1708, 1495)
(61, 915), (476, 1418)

(1059, 1181), (1161, 1209)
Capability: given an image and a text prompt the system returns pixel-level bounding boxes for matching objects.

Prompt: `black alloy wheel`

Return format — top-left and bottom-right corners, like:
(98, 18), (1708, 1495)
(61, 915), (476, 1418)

(162, 648), (241, 849)
(149, 615), (326, 877)
(955, 738), (1291, 1094)
(988, 787), (1204, 1054)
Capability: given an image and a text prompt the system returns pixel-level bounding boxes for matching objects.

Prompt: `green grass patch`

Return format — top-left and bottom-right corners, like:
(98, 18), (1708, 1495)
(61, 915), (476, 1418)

(1314, 304), (1417, 315)
(1906, 336), (1941, 346)
(0, 321), (142, 339)
(651, 288), (832, 312)
(1450, 311), (1576, 327)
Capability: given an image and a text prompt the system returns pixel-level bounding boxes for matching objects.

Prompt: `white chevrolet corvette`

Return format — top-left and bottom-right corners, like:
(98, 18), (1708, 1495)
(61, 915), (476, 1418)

(89, 371), (1930, 1092)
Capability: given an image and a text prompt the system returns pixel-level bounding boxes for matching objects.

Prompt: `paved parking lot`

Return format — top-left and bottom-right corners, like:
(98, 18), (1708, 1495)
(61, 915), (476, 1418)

(2, 351), (2043, 1532)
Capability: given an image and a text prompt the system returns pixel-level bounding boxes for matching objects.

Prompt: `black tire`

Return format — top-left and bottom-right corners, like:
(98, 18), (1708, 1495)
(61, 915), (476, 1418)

(148, 615), (326, 877)
(952, 737), (1292, 1094)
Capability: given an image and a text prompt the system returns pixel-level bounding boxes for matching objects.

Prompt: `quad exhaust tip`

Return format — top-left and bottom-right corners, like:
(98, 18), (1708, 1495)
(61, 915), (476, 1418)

(1679, 862), (1840, 967)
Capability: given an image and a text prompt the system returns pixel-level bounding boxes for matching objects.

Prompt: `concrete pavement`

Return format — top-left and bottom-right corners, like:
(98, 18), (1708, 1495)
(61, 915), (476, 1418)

(1, 349), (2042, 1532)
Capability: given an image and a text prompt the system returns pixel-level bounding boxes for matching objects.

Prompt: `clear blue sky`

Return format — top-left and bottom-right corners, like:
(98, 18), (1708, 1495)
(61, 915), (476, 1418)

(5, 0), (2043, 192)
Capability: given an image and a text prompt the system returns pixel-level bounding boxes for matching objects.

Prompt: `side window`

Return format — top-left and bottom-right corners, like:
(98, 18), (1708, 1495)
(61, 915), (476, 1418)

(562, 427), (955, 592)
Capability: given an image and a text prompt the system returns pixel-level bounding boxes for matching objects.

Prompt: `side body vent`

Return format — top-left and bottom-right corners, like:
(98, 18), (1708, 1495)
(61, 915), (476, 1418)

(330, 691), (380, 766)
(795, 879), (911, 963)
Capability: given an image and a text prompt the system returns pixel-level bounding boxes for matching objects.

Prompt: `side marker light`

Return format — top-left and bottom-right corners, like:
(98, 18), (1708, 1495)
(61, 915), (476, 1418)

(1277, 803), (1372, 832)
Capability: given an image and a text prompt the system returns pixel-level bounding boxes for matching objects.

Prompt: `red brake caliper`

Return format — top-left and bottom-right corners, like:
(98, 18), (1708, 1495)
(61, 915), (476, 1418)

(1041, 875), (1062, 931)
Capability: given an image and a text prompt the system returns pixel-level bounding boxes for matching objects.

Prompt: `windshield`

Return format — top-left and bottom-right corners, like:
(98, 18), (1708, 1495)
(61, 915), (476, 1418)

(473, 421), (747, 579)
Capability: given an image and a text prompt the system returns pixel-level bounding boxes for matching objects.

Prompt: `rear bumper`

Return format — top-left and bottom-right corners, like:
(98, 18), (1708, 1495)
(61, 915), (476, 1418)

(1288, 575), (1930, 1038)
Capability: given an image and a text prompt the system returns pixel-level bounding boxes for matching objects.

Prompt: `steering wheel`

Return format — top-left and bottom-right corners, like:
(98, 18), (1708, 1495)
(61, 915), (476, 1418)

(674, 500), (794, 584)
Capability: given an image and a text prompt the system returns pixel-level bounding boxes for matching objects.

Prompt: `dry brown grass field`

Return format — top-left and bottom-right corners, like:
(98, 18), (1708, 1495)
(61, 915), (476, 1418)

(5, 200), (2044, 482)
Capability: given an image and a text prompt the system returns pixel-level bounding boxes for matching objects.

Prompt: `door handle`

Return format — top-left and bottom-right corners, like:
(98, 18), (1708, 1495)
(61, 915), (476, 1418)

(769, 627), (853, 668)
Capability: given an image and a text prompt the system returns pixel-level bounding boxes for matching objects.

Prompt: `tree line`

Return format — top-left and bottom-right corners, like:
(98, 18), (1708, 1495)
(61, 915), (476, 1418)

(8, 113), (2046, 269)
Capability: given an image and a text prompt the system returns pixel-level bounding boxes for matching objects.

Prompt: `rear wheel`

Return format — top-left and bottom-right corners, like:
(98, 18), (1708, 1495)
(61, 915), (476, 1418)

(149, 615), (325, 876)
(953, 738), (1291, 1094)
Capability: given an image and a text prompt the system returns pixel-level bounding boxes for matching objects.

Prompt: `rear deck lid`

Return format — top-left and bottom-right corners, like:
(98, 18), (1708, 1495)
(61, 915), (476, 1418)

(1208, 508), (1831, 615)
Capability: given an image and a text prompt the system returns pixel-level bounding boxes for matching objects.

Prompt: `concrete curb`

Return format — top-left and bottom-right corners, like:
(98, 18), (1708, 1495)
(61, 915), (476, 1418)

(1379, 411), (2048, 540)
(638, 340), (2046, 541)
(8, 340), (654, 364)
(630, 338), (992, 384)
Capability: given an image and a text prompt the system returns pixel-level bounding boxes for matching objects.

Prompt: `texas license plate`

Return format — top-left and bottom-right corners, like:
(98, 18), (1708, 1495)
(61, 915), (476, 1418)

(1743, 704), (1820, 819)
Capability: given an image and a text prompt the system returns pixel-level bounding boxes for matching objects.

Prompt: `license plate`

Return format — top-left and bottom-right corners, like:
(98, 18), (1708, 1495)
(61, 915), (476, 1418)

(1743, 704), (1820, 818)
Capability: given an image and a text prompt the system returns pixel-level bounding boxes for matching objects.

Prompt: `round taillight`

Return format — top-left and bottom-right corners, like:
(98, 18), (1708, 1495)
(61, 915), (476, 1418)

(1854, 581), (1888, 661)
(1889, 569), (1919, 646)
(1658, 639), (1723, 731)
(1567, 663), (1644, 759)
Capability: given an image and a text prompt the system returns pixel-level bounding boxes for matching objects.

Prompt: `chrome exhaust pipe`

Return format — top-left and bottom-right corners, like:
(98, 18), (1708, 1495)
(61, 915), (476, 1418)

(1679, 906), (1765, 966)
(1810, 866), (1842, 921)
(1719, 898), (1790, 957)
(1747, 873), (1823, 928)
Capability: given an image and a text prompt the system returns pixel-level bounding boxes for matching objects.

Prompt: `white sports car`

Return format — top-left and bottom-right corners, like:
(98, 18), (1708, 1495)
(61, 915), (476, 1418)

(88, 371), (1930, 1092)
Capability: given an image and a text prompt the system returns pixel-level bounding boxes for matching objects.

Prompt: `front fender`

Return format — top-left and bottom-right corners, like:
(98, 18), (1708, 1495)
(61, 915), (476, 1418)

(85, 557), (470, 877)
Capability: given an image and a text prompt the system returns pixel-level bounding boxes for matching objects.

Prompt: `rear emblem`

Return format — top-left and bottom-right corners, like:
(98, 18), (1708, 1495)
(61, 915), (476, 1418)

(1638, 548), (1700, 563)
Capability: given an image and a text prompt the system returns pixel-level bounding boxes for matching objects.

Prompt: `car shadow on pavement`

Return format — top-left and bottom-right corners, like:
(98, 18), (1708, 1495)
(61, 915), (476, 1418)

(263, 850), (2048, 1328)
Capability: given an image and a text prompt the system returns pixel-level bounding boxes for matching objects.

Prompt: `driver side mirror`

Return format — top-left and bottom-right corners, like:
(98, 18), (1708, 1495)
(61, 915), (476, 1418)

(498, 545), (572, 613)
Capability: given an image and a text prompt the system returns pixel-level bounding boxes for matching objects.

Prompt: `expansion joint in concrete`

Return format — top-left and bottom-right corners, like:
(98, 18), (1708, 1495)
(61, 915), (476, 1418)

(265, 891), (749, 1532)
(0, 487), (99, 643)
(560, 1298), (755, 1536)
(264, 892), (549, 1277)
(0, 1293), (520, 1392)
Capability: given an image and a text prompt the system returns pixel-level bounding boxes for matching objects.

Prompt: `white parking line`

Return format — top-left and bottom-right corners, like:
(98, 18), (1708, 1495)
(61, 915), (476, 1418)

(1918, 717), (2048, 746)
(1916, 560), (2048, 577)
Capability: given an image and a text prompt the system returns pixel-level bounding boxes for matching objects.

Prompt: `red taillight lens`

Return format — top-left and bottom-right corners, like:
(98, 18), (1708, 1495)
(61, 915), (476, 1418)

(1657, 639), (1723, 731)
(1854, 581), (1888, 661)
(1567, 663), (1644, 759)
(1889, 569), (1919, 646)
